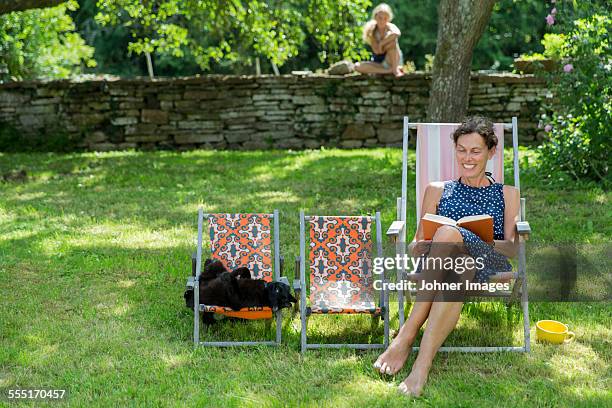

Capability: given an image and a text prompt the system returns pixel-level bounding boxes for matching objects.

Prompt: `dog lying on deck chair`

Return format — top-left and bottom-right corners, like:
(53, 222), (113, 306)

(184, 259), (296, 323)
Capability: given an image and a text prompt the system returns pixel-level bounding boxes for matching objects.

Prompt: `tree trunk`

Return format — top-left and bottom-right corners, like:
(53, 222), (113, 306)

(427, 0), (495, 122)
(0, 0), (67, 15)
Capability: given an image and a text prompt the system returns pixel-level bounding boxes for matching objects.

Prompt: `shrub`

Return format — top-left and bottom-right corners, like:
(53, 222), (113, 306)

(538, 14), (611, 184)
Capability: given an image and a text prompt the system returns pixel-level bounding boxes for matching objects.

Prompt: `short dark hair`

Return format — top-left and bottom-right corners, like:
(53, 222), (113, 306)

(452, 116), (497, 149)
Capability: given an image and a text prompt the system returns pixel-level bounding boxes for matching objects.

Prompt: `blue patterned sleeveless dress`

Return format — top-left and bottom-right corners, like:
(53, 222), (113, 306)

(436, 179), (512, 283)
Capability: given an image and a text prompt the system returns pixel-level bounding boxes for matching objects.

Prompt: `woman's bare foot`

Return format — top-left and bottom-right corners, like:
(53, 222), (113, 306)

(373, 330), (415, 375)
(398, 363), (430, 397)
(393, 67), (405, 77)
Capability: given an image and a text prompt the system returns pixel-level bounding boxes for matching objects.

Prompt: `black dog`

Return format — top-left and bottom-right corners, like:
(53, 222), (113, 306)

(184, 259), (296, 323)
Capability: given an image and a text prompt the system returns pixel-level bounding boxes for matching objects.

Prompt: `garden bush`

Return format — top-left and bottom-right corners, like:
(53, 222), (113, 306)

(538, 14), (611, 184)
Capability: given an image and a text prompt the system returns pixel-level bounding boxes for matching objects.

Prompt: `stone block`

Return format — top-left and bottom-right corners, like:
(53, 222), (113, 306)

(178, 121), (219, 130)
(85, 131), (107, 143)
(364, 138), (379, 147)
(160, 101), (174, 110)
(361, 91), (389, 99)
(303, 139), (322, 149)
(505, 102), (521, 111)
(141, 109), (169, 124)
(108, 88), (129, 96)
(276, 138), (304, 149)
(174, 100), (199, 110)
(158, 93), (182, 101)
(31, 97), (61, 105)
(377, 125), (402, 143)
(125, 134), (169, 143)
(183, 90), (218, 100)
(339, 140), (364, 148)
(342, 124), (375, 140)
(89, 142), (117, 151)
(252, 93), (271, 101)
(111, 116), (138, 126)
(125, 123), (157, 135)
(35, 88), (62, 97)
(359, 106), (389, 115)
(253, 100), (279, 107)
(354, 113), (381, 122)
(225, 131), (253, 143)
(118, 101), (143, 109)
(302, 113), (328, 122)
(302, 105), (327, 113)
(261, 130), (292, 140)
(292, 95), (325, 105)
(174, 133), (224, 144)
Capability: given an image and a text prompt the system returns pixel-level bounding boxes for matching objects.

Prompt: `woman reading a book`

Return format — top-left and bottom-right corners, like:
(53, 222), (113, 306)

(374, 116), (521, 397)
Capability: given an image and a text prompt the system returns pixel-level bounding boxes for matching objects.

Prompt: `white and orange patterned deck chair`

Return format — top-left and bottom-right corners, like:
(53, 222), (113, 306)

(188, 209), (285, 347)
(294, 211), (389, 353)
(386, 116), (532, 352)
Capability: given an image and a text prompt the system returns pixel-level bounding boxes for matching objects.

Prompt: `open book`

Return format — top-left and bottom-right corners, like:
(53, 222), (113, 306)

(421, 213), (494, 243)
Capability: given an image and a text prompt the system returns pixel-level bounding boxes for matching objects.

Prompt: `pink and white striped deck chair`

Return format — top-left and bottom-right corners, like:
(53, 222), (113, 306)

(386, 116), (532, 353)
(414, 123), (505, 220)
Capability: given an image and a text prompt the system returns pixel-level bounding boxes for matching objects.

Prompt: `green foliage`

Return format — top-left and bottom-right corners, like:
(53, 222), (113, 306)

(541, 33), (566, 60)
(538, 14), (611, 184)
(95, 0), (307, 70)
(383, 0), (438, 70)
(304, 0), (371, 64)
(0, 0), (95, 81)
(385, 0), (548, 71)
(519, 34), (567, 62)
(474, 0), (548, 70)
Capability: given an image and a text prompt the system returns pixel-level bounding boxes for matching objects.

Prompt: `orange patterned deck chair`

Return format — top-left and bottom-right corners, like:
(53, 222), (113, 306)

(188, 208), (285, 347)
(294, 211), (389, 353)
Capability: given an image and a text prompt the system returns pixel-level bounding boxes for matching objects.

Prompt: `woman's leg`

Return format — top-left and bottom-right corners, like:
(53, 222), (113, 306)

(382, 41), (404, 77)
(355, 61), (392, 74)
(398, 298), (463, 396)
(374, 226), (462, 375)
(399, 257), (476, 397)
(374, 300), (431, 375)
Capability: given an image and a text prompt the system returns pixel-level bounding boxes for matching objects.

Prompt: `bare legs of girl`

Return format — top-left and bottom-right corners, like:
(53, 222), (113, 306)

(355, 40), (404, 77)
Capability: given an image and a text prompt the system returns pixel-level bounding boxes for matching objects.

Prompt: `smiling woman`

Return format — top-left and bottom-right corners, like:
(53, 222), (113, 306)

(374, 116), (521, 397)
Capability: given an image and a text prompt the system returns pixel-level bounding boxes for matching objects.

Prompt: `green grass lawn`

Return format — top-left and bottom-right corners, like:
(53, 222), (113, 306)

(0, 148), (610, 407)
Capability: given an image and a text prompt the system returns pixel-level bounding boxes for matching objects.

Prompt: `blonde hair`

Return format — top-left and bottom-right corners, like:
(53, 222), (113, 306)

(362, 3), (394, 44)
(372, 3), (393, 21)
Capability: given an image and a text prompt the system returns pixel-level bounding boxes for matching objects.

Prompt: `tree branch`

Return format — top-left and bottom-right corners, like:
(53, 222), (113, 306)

(0, 0), (67, 15)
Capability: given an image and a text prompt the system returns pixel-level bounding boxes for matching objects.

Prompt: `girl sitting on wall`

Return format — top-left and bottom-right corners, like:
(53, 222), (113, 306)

(355, 3), (404, 77)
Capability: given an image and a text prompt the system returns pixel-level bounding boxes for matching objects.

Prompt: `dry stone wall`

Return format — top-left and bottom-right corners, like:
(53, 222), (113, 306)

(0, 73), (548, 150)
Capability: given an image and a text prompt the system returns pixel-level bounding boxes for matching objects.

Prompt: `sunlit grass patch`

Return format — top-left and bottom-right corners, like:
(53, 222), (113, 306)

(0, 148), (609, 407)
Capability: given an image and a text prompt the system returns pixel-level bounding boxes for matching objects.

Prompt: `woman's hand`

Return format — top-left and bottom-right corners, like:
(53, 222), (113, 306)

(409, 240), (432, 258)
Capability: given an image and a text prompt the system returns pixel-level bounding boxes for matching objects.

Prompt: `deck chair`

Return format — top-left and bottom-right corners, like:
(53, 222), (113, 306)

(386, 116), (532, 352)
(294, 211), (389, 353)
(187, 208), (286, 347)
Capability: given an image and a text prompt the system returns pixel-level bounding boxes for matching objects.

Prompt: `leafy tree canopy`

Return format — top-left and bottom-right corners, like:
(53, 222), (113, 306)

(94, 0), (371, 72)
(0, 0), (95, 81)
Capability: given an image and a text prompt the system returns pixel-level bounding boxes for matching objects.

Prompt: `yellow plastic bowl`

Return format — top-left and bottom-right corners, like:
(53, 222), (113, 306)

(536, 320), (575, 344)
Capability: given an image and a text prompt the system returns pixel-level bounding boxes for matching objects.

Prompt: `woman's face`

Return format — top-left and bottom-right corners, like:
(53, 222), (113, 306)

(375, 11), (390, 28)
(455, 132), (495, 179)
